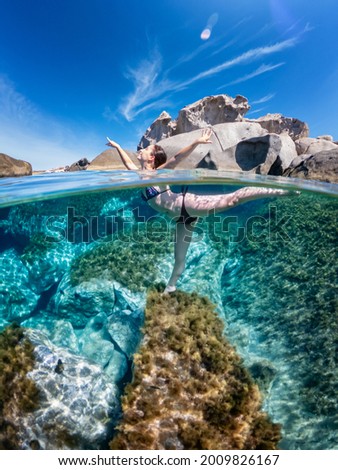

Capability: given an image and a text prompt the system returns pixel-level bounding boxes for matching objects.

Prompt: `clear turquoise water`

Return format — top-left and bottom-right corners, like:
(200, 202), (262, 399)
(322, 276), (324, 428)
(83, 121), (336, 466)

(0, 170), (337, 449)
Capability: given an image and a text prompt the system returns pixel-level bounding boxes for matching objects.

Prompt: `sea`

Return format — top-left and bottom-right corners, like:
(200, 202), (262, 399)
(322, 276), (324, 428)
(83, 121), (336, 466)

(0, 169), (337, 450)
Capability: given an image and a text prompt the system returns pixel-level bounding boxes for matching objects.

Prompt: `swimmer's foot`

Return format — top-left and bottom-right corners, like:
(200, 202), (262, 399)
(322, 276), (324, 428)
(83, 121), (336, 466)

(163, 285), (176, 294)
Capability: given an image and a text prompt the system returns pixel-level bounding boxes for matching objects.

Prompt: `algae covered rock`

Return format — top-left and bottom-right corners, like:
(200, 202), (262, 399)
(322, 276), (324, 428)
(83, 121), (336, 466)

(70, 224), (172, 292)
(110, 290), (281, 450)
(0, 325), (39, 449)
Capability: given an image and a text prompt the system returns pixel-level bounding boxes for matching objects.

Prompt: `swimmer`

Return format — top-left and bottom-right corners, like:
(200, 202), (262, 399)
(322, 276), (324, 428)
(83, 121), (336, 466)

(106, 130), (295, 293)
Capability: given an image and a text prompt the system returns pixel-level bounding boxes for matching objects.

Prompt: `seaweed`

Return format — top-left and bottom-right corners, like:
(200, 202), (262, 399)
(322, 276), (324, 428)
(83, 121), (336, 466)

(21, 232), (59, 264)
(0, 324), (40, 449)
(70, 224), (173, 291)
(110, 290), (281, 450)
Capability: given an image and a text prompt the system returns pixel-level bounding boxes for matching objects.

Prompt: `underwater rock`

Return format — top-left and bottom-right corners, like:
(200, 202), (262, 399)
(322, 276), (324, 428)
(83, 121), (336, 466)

(53, 274), (117, 328)
(21, 236), (83, 294)
(0, 325), (39, 449)
(19, 329), (119, 450)
(5, 192), (118, 243)
(23, 314), (79, 352)
(78, 313), (128, 384)
(0, 249), (39, 323)
(54, 273), (144, 366)
(110, 290), (281, 450)
(179, 237), (226, 312)
(70, 224), (172, 292)
(0, 153), (32, 177)
(107, 308), (143, 360)
(6, 203), (67, 241)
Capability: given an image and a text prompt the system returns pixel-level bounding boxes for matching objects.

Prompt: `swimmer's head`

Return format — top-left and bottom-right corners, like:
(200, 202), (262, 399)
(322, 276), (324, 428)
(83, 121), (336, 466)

(137, 144), (167, 170)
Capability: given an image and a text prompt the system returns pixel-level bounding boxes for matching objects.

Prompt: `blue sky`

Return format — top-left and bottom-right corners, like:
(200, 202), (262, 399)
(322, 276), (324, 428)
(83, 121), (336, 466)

(0, 0), (337, 169)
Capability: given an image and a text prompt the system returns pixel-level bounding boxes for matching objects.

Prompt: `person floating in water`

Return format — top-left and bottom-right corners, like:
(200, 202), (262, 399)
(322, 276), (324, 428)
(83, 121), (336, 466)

(106, 130), (296, 293)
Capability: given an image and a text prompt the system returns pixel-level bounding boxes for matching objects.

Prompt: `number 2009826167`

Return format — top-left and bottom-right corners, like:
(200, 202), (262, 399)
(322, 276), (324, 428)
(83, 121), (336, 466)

(200, 455), (280, 466)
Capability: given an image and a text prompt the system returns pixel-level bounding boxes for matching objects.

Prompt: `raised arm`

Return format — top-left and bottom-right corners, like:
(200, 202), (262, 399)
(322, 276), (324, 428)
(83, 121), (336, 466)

(158, 128), (213, 169)
(106, 137), (139, 170)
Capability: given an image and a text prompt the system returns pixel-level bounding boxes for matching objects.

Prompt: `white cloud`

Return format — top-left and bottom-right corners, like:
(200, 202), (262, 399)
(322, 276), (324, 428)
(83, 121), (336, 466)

(218, 62), (284, 88)
(174, 37), (297, 89)
(0, 75), (40, 126)
(247, 107), (267, 116)
(210, 38), (238, 57)
(251, 93), (276, 105)
(118, 49), (175, 121)
(118, 36), (298, 122)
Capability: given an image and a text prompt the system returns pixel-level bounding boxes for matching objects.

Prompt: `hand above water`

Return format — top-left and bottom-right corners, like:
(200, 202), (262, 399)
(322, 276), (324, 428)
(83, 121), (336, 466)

(195, 128), (213, 145)
(106, 137), (121, 149)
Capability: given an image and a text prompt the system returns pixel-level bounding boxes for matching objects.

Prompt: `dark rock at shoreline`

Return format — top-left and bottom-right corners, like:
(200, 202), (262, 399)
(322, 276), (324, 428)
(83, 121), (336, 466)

(283, 148), (338, 183)
(0, 153), (32, 177)
(66, 158), (90, 172)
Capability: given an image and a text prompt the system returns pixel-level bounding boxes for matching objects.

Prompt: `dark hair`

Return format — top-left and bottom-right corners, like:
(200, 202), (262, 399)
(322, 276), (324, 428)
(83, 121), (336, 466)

(152, 145), (167, 168)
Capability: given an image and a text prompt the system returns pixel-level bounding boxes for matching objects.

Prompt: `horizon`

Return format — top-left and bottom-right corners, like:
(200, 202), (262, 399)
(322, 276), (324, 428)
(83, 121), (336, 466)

(0, 0), (337, 170)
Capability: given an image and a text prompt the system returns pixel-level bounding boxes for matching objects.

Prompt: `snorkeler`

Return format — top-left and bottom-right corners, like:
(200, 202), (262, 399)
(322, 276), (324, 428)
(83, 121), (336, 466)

(106, 130), (294, 293)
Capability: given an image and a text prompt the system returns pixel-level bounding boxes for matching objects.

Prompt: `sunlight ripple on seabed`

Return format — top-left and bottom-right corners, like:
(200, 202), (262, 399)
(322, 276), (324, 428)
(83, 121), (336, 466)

(0, 170), (337, 450)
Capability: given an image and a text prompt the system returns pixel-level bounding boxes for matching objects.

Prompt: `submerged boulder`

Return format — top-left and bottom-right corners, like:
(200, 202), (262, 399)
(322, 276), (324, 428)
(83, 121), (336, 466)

(110, 290), (281, 450)
(0, 153), (32, 177)
(0, 249), (39, 323)
(53, 275), (117, 328)
(20, 329), (119, 449)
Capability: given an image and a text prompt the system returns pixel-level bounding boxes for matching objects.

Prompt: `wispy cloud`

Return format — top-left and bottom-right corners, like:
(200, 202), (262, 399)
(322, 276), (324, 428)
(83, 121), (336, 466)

(0, 75), (40, 125)
(174, 37), (297, 89)
(210, 37), (238, 57)
(218, 62), (284, 88)
(169, 38), (219, 71)
(118, 36), (298, 122)
(0, 75), (101, 170)
(251, 93), (275, 105)
(240, 22), (276, 47)
(118, 48), (175, 121)
(247, 107), (267, 116)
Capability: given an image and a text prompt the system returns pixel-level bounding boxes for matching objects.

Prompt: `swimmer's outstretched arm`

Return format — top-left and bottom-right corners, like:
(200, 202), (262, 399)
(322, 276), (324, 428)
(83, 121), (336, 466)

(158, 128), (213, 169)
(106, 137), (139, 170)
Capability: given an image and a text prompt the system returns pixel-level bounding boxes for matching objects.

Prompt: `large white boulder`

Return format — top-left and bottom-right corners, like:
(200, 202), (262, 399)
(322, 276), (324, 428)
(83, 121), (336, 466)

(295, 137), (338, 156)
